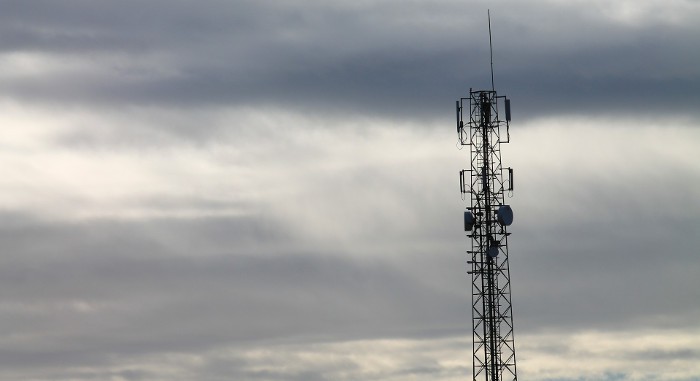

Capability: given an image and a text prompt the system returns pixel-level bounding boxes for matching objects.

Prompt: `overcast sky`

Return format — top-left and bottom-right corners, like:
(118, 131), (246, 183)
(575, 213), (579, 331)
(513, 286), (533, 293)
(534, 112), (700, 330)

(0, 1), (699, 380)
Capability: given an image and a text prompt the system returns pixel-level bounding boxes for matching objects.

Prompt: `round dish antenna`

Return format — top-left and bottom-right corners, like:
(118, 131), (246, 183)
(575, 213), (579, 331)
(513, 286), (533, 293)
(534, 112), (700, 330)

(497, 205), (513, 226)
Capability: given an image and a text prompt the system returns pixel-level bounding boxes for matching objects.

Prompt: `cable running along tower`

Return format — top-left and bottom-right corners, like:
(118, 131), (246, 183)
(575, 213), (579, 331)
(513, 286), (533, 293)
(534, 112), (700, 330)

(456, 12), (518, 381)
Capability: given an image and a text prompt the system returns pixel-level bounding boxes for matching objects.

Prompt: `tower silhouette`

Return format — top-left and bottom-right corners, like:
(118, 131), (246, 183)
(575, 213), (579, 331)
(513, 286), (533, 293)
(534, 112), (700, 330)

(455, 12), (518, 381)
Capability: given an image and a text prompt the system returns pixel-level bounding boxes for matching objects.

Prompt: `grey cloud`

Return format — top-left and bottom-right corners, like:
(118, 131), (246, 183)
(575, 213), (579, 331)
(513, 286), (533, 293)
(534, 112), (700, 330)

(625, 348), (700, 361)
(1, 1), (698, 122)
(0, 0), (259, 53)
(0, 213), (469, 372)
(0, 157), (697, 372)
(0, 1), (699, 380)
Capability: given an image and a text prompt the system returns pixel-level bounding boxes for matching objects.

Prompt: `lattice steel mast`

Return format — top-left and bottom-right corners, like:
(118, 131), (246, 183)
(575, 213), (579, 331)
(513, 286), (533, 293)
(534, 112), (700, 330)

(455, 12), (518, 381)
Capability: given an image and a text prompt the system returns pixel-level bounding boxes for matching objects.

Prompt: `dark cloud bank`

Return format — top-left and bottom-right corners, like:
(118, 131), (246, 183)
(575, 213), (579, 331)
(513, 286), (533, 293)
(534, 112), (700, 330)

(0, 0), (698, 121)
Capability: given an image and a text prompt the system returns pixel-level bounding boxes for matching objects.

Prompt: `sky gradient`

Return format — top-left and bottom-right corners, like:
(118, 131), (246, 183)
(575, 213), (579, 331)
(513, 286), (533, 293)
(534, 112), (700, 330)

(0, 1), (699, 380)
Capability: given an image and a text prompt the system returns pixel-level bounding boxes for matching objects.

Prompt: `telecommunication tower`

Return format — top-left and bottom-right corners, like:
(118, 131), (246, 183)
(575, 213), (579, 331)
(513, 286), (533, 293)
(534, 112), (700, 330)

(455, 12), (518, 381)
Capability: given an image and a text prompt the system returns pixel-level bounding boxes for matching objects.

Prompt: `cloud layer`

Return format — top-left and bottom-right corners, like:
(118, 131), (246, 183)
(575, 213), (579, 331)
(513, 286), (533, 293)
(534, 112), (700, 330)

(1, 0), (698, 120)
(0, 1), (698, 380)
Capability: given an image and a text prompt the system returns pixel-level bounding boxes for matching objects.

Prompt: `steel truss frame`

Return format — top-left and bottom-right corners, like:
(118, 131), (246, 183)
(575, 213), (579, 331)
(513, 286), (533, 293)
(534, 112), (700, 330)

(457, 89), (517, 381)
